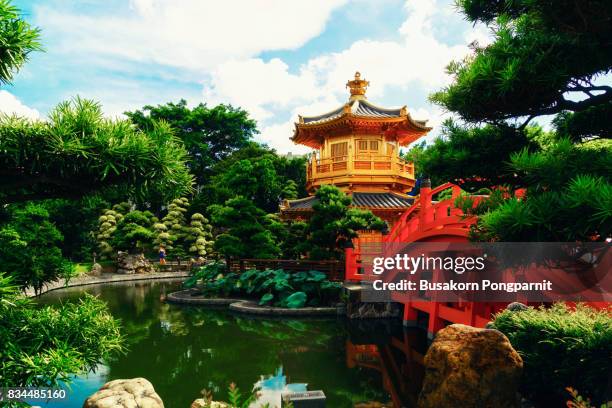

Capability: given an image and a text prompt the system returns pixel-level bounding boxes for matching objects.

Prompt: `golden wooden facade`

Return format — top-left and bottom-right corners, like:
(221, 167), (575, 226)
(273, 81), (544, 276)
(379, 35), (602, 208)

(292, 72), (431, 195)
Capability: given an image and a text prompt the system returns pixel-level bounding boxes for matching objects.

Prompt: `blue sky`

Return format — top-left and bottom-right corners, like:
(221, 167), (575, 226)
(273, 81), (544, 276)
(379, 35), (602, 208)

(2, 0), (493, 153)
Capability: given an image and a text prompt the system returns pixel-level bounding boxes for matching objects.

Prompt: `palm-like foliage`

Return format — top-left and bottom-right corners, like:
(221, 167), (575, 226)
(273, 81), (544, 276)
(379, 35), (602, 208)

(0, 273), (123, 391)
(0, 0), (40, 84)
(0, 97), (193, 204)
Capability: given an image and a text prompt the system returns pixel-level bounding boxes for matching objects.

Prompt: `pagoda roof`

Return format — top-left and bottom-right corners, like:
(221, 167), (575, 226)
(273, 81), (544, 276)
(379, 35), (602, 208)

(292, 73), (432, 148)
(301, 99), (408, 125)
(282, 192), (414, 212)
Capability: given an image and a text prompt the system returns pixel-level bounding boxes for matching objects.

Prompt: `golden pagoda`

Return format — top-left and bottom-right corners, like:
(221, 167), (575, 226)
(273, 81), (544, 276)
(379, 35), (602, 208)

(280, 72), (432, 224)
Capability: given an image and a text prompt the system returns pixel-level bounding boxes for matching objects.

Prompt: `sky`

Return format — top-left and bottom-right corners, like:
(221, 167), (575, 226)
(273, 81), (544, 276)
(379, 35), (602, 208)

(2, 0), (494, 154)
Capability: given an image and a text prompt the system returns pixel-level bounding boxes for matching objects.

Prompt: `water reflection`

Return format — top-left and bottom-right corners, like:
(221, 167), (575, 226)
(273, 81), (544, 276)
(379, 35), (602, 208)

(37, 280), (427, 408)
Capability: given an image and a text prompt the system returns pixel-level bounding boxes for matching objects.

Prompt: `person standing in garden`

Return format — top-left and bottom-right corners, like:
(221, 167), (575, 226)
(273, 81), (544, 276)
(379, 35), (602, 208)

(159, 246), (167, 265)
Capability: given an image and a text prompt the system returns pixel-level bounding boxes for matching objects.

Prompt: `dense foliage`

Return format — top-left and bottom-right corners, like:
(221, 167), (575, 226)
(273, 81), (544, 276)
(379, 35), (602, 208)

(111, 210), (156, 254)
(184, 262), (341, 308)
(0, 274), (123, 391)
(0, 0), (40, 84)
(153, 197), (213, 258)
(410, 0), (612, 242)
(42, 196), (110, 261)
(434, 0), (611, 128)
(125, 99), (258, 186)
(492, 304), (612, 405)
(0, 97), (193, 204)
(208, 196), (280, 260)
(207, 143), (306, 213)
(306, 185), (386, 260)
(96, 198), (213, 259)
(0, 204), (70, 295)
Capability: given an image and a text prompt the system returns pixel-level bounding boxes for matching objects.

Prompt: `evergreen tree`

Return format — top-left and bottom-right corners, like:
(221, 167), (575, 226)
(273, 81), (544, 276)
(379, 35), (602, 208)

(185, 213), (214, 258)
(95, 202), (130, 259)
(306, 186), (386, 260)
(208, 196), (280, 260)
(419, 0), (611, 241)
(111, 210), (156, 254)
(0, 204), (68, 294)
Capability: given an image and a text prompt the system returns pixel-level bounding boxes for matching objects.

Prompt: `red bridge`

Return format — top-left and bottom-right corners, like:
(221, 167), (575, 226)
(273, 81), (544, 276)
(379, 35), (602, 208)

(344, 181), (609, 338)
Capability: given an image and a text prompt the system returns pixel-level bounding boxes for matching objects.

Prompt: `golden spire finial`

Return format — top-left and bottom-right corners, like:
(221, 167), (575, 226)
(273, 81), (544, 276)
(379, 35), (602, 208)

(346, 71), (369, 101)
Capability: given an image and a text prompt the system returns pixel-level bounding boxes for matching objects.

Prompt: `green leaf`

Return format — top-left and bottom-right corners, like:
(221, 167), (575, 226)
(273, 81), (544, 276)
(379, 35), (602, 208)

(259, 293), (274, 306)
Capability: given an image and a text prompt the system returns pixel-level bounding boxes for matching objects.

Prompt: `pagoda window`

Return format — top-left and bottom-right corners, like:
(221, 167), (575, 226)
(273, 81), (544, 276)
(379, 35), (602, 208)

(331, 142), (348, 161)
(357, 139), (379, 153)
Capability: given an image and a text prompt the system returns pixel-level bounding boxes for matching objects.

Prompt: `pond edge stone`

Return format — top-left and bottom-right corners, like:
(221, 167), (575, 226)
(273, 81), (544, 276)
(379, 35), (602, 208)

(167, 289), (341, 317)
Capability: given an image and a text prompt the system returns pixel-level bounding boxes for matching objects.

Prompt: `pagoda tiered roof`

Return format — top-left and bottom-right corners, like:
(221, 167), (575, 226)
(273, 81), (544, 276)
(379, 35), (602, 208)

(281, 192), (414, 213)
(292, 73), (432, 149)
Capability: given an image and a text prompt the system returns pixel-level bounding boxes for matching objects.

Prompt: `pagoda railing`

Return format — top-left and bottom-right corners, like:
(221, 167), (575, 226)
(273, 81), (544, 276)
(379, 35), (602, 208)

(306, 153), (415, 187)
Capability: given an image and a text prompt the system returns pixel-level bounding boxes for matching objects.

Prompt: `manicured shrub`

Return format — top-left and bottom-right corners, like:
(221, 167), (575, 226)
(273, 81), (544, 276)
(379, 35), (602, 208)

(0, 204), (70, 294)
(492, 303), (612, 405)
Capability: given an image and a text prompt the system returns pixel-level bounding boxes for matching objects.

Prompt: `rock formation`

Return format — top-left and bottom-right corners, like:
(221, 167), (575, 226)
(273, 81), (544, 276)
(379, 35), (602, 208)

(190, 399), (229, 408)
(89, 263), (103, 276)
(83, 378), (163, 408)
(116, 252), (155, 274)
(418, 324), (523, 408)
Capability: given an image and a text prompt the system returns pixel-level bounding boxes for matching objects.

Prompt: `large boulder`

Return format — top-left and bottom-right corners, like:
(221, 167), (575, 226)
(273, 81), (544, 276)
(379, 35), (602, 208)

(83, 378), (163, 408)
(117, 252), (155, 274)
(89, 263), (103, 276)
(418, 324), (523, 408)
(190, 399), (229, 408)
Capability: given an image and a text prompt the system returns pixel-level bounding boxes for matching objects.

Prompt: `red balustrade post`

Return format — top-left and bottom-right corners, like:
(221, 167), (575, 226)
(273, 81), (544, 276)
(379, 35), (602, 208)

(419, 178), (433, 230)
(344, 240), (358, 281)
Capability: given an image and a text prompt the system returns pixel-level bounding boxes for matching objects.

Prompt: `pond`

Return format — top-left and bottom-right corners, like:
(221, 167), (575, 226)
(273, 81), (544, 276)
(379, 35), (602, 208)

(36, 280), (428, 407)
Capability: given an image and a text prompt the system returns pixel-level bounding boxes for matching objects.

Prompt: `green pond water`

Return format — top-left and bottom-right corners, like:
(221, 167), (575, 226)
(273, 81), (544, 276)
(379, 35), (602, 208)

(36, 279), (427, 407)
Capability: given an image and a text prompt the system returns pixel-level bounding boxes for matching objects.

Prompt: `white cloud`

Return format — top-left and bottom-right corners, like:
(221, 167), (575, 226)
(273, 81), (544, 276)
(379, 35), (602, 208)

(29, 0), (493, 153)
(244, 0), (492, 152)
(203, 58), (320, 122)
(36, 0), (348, 71)
(0, 91), (40, 119)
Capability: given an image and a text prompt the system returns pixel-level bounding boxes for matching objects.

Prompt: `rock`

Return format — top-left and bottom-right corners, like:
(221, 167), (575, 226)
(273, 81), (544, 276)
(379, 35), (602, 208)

(116, 252), (155, 275)
(90, 263), (103, 276)
(83, 378), (164, 408)
(418, 324), (523, 408)
(506, 302), (528, 312)
(190, 399), (229, 408)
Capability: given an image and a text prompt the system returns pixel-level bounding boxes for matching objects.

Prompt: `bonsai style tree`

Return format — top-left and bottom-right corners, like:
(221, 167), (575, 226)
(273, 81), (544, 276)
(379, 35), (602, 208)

(306, 185), (386, 260)
(111, 210), (156, 254)
(96, 202), (130, 259)
(0, 204), (67, 295)
(208, 196), (280, 261)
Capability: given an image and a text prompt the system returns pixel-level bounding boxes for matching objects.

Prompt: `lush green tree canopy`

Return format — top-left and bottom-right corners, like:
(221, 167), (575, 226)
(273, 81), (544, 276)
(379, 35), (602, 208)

(0, 204), (68, 294)
(196, 142), (306, 213)
(208, 196), (280, 260)
(125, 100), (258, 185)
(404, 121), (538, 190)
(417, 0), (611, 242)
(0, 98), (193, 204)
(433, 0), (611, 136)
(0, 0), (40, 84)
(306, 185), (386, 260)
